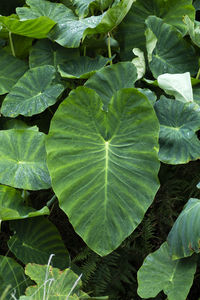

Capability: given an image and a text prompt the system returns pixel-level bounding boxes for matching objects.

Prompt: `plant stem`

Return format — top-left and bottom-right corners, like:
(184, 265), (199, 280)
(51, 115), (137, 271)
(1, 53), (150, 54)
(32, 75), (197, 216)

(196, 67), (200, 80)
(83, 46), (86, 56)
(107, 32), (112, 65)
(9, 32), (16, 57)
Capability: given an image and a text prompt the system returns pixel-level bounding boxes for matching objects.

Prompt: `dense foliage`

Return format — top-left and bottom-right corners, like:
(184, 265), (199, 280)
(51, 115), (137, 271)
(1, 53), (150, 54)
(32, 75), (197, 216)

(0, 0), (200, 299)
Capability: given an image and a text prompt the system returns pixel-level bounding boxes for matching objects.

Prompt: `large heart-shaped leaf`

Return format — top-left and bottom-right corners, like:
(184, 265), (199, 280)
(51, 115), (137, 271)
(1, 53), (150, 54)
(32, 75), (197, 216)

(0, 255), (30, 299)
(154, 98), (200, 164)
(29, 39), (79, 68)
(0, 185), (49, 221)
(0, 129), (51, 190)
(46, 86), (160, 256)
(137, 242), (197, 300)
(0, 49), (28, 95)
(58, 56), (110, 79)
(167, 198), (200, 260)
(116, 0), (195, 60)
(0, 15), (56, 38)
(1, 65), (64, 117)
(145, 16), (198, 78)
(85, 62), (138, 105)
(8, 217), (69, 269)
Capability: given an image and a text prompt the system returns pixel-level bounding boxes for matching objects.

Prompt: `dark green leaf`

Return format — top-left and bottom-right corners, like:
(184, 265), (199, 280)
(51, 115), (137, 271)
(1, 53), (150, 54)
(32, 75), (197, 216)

(154, 98), (200, 164)
(116, 0), (195, 60)
(85, 62), (138, 105)
(58, 56), (110, 79)
(146, 16), (198, 78)
(1, 65), (64, 117)
(8, 217), (69, 269)
(0, 49), (28, 95)
(0, 129), (51, 190)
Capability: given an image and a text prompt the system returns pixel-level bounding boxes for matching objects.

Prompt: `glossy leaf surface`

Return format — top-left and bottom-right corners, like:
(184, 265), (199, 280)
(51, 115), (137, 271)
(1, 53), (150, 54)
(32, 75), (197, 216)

(1, 65), (64, 117)
(0, 185), (49, 221)
(46, 86), (160, 256)
(154, 98), (200, 164)
(0, 129), (51, 190)
(137, 242), (197, 300)
(167, 198), (200, 259)
(8, 217), (69, 269)
(0, 49), (28, 95)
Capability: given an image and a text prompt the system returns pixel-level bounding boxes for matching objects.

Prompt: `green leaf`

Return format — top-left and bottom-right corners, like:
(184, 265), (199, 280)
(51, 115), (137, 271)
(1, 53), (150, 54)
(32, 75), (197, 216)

(137, 88), (157, 105)
(58, 56), (110, 79)
(1, 65), (64, 117)
(116, 0), (195, 60)
(0, 49), (28, 95)
(85, 62), (138, 106)
(157, 72), (193, 102)
(46, 86), (160, 256)
(0, 15), (56, 38)
(17, 0), (102, 48)
(0, 255), (30, 299)
(5, 35), (33, 59)
(17, 0), (133, 48)
(137, 242), (197, 300)
(154, 98), (200, 164)
(0, 185), (49, 221)
(167, 198), (200, 260)
(8, 217), (69, 269)
(82, 0), (134, 38)
(183, 15), (200, 47)
(145, 16), (198, 78)
(193, 86), (200, 106)
(29, 39), (79, 68)
(24, 263), (83, 299)
(0, 129), (51, 190)
(72, 0), (113, 17)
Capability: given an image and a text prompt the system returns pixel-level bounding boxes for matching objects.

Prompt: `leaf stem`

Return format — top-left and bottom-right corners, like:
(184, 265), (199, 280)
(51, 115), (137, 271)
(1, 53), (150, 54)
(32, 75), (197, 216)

(83, 46), (86, 56)
(196, 67), (200, 80)
(107, 32), (112, 65)
(9, 32), (16, 57)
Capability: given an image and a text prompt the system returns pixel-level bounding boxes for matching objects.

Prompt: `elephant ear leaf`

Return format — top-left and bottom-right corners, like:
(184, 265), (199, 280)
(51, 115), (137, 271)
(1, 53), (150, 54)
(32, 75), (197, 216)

(1, 65), (64, 117)
(167, 198), (200, 260)
(46, 86), (160, 256)
(137, 242), (197, 300)
(0, 129), (51, 190)
(154, 98), (200, 164)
